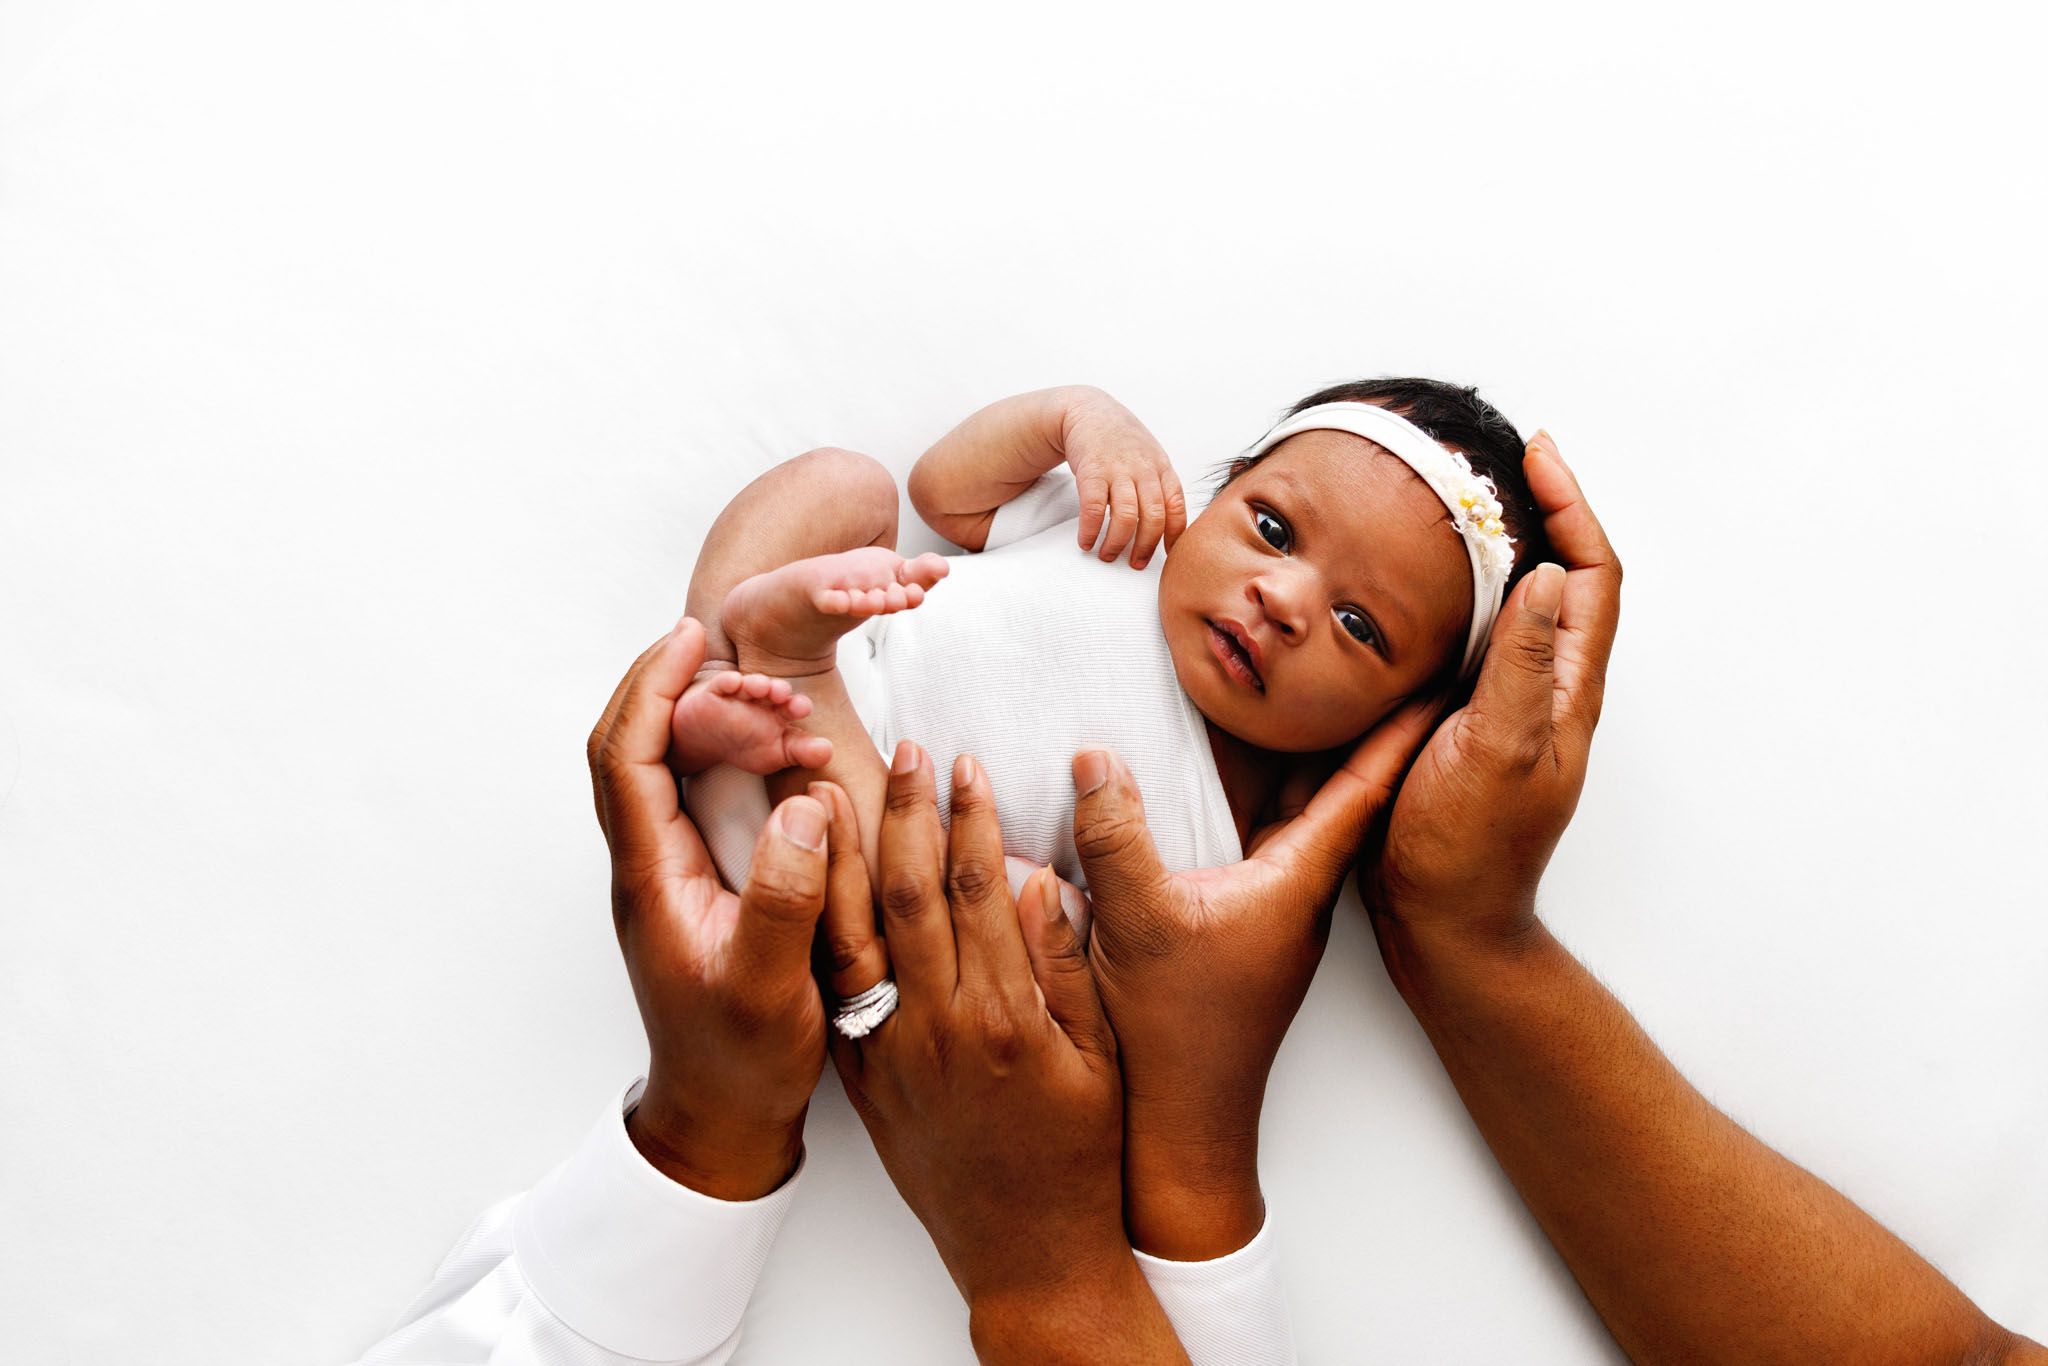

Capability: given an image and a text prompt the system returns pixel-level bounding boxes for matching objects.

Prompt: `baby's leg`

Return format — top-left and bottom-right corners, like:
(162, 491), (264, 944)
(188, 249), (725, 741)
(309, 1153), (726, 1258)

(675, 447), (908, 774)
(677, 447), (939, 889)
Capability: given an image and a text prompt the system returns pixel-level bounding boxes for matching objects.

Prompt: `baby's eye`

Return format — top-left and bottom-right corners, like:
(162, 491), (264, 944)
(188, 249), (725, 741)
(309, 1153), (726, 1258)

(1254, 509), (1291, 552)
(1336, 607), (1380, 650)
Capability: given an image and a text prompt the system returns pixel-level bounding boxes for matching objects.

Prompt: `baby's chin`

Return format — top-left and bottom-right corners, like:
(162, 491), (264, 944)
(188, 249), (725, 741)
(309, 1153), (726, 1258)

(1191, 693), (1389, 756)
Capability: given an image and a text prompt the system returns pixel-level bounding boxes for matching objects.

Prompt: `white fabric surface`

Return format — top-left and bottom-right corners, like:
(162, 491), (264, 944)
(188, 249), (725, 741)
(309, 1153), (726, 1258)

(357, 1080), (1292, 1366)
(4, 6), (2044, 1364)
(685, 464), (1240, 895)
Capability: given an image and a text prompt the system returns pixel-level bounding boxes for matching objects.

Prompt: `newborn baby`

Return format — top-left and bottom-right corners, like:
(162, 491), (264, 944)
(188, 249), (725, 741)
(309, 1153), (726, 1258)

(675, 379), (1546, 926)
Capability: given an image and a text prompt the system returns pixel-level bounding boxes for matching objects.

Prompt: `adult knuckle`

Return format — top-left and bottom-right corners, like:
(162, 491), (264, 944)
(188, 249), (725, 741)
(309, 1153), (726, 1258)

(819, 925), (868, 975)
(881, 865), (935, 921)
(947, 853), (1004, 906)
(1074, 807), (1146, 863)
(974, 1000), (1024, 1063)
(748, 857), (820, 909)
(883, 774), (926, 816)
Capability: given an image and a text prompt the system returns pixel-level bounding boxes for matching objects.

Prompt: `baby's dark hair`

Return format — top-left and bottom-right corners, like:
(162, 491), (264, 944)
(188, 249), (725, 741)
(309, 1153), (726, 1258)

(1223, 376), (1552, 581)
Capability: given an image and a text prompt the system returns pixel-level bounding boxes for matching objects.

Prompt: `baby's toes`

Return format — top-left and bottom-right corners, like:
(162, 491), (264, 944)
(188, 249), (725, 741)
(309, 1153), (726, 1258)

(764, 677), (793, 703)
(899, 553), (949, 589)
(881, 583), (910, 612)
(901, 583), (926, 608)
(705, 671), (743, 696)
(812, 586), (852, 615)
(779, 692), (813, 721)
(739, 673), (775, 700)
(786, 733), (834, 769)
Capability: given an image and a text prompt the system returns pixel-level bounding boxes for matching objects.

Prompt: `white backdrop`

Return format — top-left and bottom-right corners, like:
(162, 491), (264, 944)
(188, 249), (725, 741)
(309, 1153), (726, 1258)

(3, 2), (2043, 1361)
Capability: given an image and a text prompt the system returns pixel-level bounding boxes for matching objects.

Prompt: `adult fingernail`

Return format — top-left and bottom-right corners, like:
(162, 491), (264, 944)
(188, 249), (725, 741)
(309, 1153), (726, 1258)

(780, 798), (827, 850)
(1038, 867), (1064, 923)
(891, 740), (919, 775)
(1528, 563), (1565, 620)
(953, 752), (978, 788)
(1074, 751), (1109, 797)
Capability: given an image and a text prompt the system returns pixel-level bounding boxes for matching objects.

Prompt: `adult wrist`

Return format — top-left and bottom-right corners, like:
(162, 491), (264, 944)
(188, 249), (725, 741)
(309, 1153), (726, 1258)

(1371, 900), (1561, 1021)
(1123, 1100), (1266, 1260)
(626, 1085), (806, 1202)
(1368, 889), (1543, 992)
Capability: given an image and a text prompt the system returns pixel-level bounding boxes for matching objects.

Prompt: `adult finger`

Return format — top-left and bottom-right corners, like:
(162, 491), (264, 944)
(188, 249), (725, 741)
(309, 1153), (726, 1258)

(1524, 432), (1621, 743)
(812, 780), (891, 1000)
(1017, 865), (1115, 1061)
(1130, 473), (1167, 571)
(1161, 466), (1189, 550)
(944, 754), (1034, 1003)
(1077, 470), (1111, 555)
(1070, 750), (1175, 946)
(729, 794), (831, 982)
(1467, 562), (1565, 765)
(592, 619), (710, 876)
(587, 617), (700, 837)
(1263, 698), (1441, 890)
(1100, 475), (1140, 562)
(877, 741), (958, 999)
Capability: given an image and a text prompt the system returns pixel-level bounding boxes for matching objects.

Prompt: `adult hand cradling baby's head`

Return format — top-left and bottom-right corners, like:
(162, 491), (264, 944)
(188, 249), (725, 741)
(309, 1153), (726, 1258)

(1358, 431), (1623, 968)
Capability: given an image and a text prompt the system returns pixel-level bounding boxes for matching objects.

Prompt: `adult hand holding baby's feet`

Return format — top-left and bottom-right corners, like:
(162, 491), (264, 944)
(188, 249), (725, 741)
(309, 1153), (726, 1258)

(589, 618), (838, 1200)
(1069, 702), (1438, 1262)
(1062, 387), (1189, 571)
(1359, 430), (1622, 963)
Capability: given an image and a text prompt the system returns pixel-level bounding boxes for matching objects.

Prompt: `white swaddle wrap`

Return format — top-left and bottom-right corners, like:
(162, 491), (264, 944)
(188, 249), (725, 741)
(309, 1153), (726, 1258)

(684, 466), (1242, 915)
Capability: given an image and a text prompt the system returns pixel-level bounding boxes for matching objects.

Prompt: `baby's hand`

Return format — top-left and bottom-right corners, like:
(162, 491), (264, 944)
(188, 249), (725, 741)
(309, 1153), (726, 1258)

(1062, 390), (1188, 571)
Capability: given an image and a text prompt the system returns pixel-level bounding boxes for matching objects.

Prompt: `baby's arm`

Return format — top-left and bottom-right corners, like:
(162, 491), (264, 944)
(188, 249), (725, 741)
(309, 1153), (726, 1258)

(908, 386), (1187, 568)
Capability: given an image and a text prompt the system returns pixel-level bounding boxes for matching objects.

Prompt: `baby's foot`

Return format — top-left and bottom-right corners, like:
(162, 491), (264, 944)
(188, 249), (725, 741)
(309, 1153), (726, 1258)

(723, 547), (949, 676)
(671, 669), (835, 776)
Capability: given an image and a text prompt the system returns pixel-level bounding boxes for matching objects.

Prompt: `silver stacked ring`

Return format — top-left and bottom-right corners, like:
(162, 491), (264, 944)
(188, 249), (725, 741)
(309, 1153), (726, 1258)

(831, 978), (899, 1040)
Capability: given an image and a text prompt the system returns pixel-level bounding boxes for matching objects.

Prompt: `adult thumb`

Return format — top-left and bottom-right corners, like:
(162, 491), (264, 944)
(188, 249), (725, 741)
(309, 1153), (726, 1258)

(732, 794), (831, 979)
(1470, 562), (1563, 757)
(1071, 750), (1173, 943)
(1018, 865), (1114, 1060)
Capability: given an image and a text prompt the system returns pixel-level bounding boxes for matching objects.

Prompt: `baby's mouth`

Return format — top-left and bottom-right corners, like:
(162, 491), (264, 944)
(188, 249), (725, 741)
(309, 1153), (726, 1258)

(1206, 620), (1265, 694)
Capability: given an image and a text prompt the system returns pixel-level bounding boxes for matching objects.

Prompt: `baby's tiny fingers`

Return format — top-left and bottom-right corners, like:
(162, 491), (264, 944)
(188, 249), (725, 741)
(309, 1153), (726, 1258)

(1162, 467), (1188, 548)
(1100, 476), (1140, 561)
(1131, 475), (1166, 570)
(1077, 471), (1110, 553)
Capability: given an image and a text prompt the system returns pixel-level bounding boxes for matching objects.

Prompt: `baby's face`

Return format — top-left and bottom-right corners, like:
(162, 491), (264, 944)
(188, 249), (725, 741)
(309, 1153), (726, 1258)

(1158, 430), (1472, 752)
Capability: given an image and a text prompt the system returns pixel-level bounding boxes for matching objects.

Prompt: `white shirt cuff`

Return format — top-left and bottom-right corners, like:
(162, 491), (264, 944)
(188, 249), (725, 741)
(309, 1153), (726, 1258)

(1135, 1216), (1298, 1366)
(510, 1079), (802, 1362)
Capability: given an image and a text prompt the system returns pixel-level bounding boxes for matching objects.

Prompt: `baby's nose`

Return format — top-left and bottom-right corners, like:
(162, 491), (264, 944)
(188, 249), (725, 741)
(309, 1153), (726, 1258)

(1251, 570), (1312, 636)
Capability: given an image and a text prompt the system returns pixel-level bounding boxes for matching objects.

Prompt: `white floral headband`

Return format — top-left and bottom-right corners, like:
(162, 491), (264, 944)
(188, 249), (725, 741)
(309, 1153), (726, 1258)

(1241, 401), (1517, 677)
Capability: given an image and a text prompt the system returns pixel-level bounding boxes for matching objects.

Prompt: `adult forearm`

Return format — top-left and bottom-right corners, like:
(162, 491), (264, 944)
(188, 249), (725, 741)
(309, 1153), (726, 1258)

(907, 386), (1085, 548)
(1377, 914), (2036, 1366)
